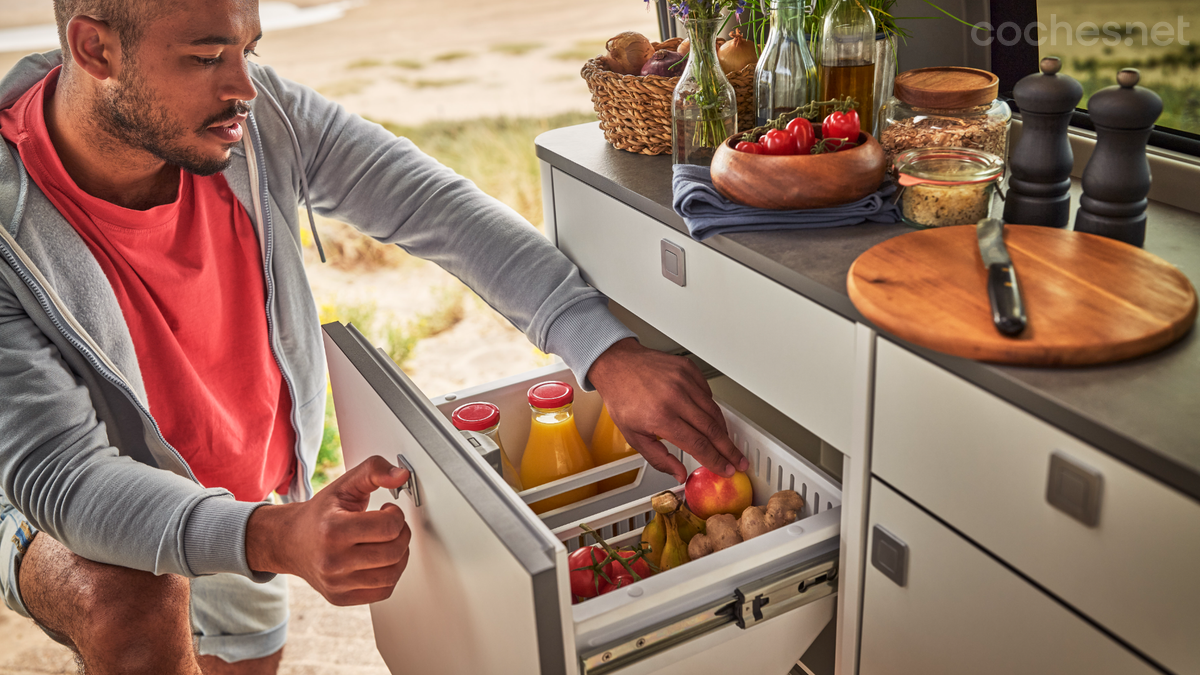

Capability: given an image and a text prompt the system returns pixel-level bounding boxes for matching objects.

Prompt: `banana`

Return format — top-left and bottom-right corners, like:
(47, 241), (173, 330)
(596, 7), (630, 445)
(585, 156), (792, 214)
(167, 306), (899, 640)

(640, 512), (666, 569)
(675, 502), (707, 544)
(659, 512), (692, 572)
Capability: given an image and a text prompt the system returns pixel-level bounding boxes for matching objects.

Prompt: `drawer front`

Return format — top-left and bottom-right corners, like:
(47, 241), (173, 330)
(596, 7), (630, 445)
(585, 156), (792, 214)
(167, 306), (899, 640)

(860, 480), (1158, 675)
(872, 339), (1200, 674)
(552, 171), (857, 451)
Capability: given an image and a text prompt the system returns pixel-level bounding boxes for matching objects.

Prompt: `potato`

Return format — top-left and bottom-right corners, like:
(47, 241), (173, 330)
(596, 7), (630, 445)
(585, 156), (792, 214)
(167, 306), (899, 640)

(738, 505), (772, 540)
(705, 513), (742, 552)
(688, 533), (715, 560)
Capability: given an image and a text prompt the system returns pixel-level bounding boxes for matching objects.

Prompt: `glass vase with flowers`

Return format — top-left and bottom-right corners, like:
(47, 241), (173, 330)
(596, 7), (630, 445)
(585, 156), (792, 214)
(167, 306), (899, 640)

(652, 0), (752, 165)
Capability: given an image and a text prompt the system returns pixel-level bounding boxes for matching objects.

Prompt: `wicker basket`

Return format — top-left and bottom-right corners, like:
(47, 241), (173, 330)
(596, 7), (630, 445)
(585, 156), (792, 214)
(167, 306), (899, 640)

(581, 37), (756, 156)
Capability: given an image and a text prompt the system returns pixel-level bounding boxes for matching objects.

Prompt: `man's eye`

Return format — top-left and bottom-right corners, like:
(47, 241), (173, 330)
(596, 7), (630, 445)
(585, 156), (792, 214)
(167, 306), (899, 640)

(244, 48), (259, 58)
(195, 55), (222, 66)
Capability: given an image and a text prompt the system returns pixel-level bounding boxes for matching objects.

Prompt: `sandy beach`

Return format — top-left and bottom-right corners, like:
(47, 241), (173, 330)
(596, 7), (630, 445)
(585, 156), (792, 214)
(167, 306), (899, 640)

(0, 0), (659, 672)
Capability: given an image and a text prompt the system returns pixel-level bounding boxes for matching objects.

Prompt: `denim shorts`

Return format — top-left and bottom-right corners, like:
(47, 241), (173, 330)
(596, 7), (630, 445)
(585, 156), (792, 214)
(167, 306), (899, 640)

(1, 491), (289, 663)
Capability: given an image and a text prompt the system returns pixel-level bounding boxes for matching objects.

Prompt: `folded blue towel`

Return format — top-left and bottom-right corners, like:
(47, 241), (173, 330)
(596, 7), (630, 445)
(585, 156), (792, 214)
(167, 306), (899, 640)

(672, 164), (901, 241)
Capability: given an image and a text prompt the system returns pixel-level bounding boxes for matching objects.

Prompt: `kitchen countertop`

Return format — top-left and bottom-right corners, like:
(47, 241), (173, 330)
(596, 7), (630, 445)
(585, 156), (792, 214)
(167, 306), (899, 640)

(536, 122), (1200, 504)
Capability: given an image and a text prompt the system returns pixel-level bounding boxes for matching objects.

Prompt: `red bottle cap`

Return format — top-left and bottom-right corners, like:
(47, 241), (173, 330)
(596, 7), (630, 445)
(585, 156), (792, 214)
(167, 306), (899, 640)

(451, 402), (500, 431)
(527, 381), (574, 409)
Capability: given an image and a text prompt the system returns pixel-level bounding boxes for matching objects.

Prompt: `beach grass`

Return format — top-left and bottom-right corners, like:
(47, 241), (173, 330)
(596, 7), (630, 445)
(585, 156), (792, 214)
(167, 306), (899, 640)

(491, 42), (544, 56)
(433, 50), (473, 62)
(391, 58), (424, 69)
(552, 40), (606, 62)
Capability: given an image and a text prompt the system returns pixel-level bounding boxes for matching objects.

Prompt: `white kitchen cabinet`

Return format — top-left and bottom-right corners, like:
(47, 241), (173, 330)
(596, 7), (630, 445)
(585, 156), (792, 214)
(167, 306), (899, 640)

(323, 322), (842, 675)
(871, 338), (1200, 674)
(859, 480), (1158, 675)
(550, 170), (858, 454)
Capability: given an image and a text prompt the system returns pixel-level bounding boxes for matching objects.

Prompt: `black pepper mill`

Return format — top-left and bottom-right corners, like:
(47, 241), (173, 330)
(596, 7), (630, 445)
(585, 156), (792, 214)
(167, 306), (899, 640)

(1003, 57), (1083, 228)
(1073, 69), (1163, 247)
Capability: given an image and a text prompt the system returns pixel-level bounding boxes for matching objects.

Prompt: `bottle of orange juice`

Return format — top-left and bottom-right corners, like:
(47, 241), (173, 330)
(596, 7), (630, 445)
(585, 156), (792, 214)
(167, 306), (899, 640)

(520, 382), (597, 514)
(591, 404), (639, 492)
(452, 402), (522, 491)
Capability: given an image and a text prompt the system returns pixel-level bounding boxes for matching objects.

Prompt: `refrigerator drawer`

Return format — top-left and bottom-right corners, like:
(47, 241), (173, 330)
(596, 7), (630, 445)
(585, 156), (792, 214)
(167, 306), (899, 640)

(872, 339), (1200, 674)
(323, 323), (841, 675)
(859, 480), (1158, 675)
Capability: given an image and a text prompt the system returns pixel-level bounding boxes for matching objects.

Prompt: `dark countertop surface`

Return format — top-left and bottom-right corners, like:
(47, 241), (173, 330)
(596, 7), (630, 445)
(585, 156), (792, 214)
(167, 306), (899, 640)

(537, 122), (1200, 504)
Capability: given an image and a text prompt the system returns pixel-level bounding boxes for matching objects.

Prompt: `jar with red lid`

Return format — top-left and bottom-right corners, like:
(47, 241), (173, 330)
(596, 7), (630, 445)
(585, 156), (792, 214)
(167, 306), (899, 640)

(451, 402), (522, 491)
(880, 66), (1012, 168)
(519, 382), (597, 515)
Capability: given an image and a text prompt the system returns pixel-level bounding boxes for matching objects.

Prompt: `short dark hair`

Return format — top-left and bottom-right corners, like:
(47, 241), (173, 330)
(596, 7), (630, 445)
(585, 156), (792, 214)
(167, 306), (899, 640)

(53, 0), (165, 63)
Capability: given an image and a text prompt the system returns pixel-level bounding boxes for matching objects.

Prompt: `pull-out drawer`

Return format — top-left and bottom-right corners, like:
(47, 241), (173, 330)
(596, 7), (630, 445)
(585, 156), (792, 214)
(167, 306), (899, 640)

(860, 480), (1159, 675)
(549, 170), (857, 452)
(872, 339), (1200, 673)
(323, 323), (842, 675)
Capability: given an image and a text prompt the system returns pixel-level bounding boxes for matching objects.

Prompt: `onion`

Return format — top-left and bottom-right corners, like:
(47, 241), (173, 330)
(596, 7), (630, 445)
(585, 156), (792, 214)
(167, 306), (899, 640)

(603, 31), (654, 76)
(717, 29), (757, 75)
(641, 50), (686, 77)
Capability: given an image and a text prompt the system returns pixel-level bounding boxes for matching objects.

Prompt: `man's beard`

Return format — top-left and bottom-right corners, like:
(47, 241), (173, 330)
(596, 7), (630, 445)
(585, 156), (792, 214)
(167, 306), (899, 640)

(94, 62), (249, 177)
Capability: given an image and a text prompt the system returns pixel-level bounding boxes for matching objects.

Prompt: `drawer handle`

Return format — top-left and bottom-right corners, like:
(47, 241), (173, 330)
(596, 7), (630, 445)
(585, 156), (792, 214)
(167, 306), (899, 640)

(871, 525), (908, 587)
(1046, 452), (1103, 527)
(390, 454), (421, 507)
(661, 239), (686, 287)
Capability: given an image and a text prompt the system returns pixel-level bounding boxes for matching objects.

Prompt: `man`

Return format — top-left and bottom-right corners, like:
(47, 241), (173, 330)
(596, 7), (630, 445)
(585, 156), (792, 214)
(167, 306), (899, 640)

(0, 0), (748, 673)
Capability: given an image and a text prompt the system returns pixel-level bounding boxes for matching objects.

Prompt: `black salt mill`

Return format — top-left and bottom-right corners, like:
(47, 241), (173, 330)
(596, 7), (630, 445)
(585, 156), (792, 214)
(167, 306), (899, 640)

(1073, 69), (1163, 247)
(1003, 57), (1083, 228)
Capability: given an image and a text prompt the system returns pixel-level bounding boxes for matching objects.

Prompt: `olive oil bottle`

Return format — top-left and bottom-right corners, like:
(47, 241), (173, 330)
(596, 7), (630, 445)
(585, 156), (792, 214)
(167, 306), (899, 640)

(817, 0), (876, 133)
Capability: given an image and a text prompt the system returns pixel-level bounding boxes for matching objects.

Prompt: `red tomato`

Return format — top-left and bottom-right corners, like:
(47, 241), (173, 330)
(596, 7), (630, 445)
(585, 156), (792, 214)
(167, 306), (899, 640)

(568, 546), (607, 600)
(761, 128), (797, 156)
(599, 550), (651, 594)
(784, 118), (816, 155)
(734, 141), (763, 154)
(821, 110), (861, 150)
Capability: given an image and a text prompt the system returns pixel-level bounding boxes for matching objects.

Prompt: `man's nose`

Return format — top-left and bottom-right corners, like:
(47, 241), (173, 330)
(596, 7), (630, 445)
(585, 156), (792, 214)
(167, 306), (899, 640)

(221, 59), (258, 103)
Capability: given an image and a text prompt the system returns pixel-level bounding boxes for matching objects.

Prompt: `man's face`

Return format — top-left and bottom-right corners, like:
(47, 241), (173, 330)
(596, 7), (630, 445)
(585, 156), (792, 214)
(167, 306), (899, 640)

(93, 0), (261, 176)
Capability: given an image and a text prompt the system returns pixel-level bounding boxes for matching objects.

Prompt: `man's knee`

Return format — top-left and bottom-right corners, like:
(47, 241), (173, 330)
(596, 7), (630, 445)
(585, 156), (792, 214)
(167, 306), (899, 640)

(20, 533), (197, 673)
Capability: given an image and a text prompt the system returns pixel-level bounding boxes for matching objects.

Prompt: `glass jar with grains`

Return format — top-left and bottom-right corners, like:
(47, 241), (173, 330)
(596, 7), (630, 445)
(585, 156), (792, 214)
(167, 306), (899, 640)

(895, 147), (1004, 229)
(880, 67), (1011, 168)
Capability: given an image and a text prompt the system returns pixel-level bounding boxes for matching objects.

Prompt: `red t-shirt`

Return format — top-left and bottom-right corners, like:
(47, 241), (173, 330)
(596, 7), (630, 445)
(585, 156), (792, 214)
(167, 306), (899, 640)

(0, 67), (295, 502)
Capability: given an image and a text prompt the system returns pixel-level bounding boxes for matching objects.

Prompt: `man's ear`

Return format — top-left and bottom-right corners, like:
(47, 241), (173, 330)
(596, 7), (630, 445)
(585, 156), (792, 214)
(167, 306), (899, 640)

(64, 16), (122, 81)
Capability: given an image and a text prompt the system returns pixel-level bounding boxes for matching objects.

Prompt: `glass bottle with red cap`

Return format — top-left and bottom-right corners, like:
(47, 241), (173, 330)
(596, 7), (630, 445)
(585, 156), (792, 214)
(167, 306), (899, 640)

(520, 381), (597, 514)
(451, 402), (522, 491)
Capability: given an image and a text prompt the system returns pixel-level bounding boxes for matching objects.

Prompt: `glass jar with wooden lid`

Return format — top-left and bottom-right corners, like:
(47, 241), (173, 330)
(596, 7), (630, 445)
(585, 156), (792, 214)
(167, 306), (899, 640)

(879, 66), (1012, 168)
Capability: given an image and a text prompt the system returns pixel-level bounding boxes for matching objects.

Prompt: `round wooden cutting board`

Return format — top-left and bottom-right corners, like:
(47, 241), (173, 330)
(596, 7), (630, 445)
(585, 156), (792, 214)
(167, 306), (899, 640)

(847, 225), (1198, 366)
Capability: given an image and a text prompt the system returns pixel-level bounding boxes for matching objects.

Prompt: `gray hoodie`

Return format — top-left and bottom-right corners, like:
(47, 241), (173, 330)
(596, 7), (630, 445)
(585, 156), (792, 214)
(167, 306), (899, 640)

(0, 51), (633, 581)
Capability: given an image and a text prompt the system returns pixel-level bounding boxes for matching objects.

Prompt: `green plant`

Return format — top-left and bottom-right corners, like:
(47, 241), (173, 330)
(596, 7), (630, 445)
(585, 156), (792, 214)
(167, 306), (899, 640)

(312, 388), (342, 490)
(383, 285), (467, 367)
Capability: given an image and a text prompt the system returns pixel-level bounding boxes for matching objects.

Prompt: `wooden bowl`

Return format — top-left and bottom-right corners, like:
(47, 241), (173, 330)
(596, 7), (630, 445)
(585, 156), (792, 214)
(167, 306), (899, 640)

(710, 132), (887, 209)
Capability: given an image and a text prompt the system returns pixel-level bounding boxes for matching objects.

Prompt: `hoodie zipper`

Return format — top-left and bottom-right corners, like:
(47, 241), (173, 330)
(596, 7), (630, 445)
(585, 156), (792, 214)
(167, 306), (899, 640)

(245, 111), (312, 501)
(0, 232), (199, 484)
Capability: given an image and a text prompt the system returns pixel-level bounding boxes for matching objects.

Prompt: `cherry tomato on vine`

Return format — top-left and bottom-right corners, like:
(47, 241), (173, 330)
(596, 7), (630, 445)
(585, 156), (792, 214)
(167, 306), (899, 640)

(734, 140), (764, 154)
(761, 128), (798, 155)
(568, 546), (608, 600)
(821, 110), (861, 150)
(784, 117), (816, 155)
(599, 551), (651, 594)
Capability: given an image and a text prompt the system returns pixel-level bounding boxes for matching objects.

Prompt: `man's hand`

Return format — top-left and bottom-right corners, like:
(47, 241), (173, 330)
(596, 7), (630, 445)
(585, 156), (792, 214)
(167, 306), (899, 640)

(246, 456), (412, 606)
(588, 338), (749, 483)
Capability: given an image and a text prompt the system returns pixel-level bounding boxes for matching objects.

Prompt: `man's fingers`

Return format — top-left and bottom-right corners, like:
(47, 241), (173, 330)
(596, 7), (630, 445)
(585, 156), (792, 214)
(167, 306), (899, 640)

(331, 456), (410, 507)
(627, 432), (686, 483)
(325, 551), (411, 607)
(349, 529), (412, 570)
(336, 507), (409, 545)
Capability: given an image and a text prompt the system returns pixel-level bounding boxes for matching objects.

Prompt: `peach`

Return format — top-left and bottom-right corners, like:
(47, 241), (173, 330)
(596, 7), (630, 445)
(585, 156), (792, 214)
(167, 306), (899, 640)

(684, 467), (754, 520)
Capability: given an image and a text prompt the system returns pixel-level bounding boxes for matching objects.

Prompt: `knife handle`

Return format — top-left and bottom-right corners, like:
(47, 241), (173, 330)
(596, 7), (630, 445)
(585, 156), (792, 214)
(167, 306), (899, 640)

(987, 263), (1027, 336)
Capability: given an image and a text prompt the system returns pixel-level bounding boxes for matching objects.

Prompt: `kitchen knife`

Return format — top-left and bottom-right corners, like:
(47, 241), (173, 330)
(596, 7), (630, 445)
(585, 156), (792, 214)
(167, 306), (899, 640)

(976, 218), (1027, 336)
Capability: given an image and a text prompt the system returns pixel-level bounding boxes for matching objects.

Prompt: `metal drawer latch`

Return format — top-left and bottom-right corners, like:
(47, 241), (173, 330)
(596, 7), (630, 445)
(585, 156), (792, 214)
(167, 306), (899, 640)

(871, 525), (908, 587)
(390, 454), (420, 507)
(733, 557), (838, 629)
(1046, 451), (1103, 527)
(661, 239), (686, 287)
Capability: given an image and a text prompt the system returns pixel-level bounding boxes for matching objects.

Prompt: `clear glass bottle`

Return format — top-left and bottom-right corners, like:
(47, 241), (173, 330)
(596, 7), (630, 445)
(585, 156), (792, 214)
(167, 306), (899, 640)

(754, 0), (817, 126)
(672, 16), (738, 166)
(817, 0), (877, 134)
(519, 382), (597, 515)
(451, 402), (522, 491)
